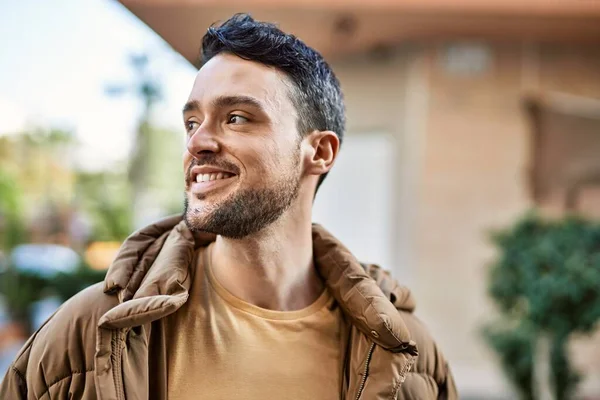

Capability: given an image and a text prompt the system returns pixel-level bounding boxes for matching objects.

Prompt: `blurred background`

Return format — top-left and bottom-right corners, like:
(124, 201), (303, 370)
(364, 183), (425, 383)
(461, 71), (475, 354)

(1, 0), (600, 398)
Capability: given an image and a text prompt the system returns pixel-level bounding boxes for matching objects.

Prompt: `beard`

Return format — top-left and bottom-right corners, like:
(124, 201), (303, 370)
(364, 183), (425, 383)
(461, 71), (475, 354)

(183, 151), (301, 239)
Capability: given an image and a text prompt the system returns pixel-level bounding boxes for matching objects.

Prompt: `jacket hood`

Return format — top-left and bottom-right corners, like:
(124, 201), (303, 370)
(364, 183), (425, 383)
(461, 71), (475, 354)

(100, 215), (417, 353)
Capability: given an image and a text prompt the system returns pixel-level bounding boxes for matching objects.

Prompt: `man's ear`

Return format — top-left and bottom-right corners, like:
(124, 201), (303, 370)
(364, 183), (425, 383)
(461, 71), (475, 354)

(303, 130), (340, 176)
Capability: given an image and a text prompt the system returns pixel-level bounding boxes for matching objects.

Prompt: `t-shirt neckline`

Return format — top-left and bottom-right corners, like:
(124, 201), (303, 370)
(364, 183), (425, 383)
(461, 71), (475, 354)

(203, 243), (332, 321)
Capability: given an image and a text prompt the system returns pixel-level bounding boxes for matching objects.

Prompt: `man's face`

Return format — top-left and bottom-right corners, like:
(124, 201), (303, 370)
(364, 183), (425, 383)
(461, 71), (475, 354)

(182, 53), (303, 238)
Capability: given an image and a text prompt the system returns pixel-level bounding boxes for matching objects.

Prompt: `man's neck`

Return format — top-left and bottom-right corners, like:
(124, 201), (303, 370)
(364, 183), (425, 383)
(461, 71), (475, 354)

(207, 204), (324, 311)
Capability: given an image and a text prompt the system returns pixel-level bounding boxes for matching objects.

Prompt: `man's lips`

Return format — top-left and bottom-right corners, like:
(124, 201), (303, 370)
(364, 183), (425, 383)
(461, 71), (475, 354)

(187, 165), (238, 195)
(189, 165), (238, 184)
(190, 174), (237, 195)
(190, 165), (237, 182)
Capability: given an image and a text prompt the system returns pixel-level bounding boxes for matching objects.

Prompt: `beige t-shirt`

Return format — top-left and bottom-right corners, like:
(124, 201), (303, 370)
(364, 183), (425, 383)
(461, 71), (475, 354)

(166, 245), (342, 399)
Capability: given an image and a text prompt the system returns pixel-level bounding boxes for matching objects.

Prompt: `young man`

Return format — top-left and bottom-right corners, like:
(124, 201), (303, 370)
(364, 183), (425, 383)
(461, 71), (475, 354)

(1, 14), (457, 399)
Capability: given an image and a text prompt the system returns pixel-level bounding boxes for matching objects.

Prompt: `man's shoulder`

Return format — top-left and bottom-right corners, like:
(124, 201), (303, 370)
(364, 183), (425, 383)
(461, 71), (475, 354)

(11, 282), (118, 390)
(37, 281), (119, 338)
(395, 310), (457, 397)
(360, 262), (455, 393)
(360, 262), (416, 312)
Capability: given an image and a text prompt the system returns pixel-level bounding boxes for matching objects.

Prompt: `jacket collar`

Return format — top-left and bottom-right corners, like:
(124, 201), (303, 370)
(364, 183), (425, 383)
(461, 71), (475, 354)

(99, 215), (416, 352)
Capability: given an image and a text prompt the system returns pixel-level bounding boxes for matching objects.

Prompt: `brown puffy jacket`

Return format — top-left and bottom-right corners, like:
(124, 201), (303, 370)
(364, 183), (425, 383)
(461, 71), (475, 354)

(1, 216), (457, 399)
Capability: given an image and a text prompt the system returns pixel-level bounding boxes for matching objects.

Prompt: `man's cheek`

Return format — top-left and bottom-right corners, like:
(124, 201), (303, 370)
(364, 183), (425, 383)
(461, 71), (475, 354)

(183, 150), (194, 167)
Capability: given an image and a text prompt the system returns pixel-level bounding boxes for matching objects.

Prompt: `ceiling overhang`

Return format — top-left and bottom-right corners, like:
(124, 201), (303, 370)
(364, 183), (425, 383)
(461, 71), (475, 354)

(118, 0), (600, 64)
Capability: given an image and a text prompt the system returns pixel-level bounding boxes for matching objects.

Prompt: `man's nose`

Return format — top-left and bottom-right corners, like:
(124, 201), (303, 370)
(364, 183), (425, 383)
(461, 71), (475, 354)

(186, 124), (220, 157)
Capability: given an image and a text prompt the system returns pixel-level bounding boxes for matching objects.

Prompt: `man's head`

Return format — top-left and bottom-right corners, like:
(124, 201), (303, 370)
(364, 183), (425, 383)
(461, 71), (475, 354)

(183, 14), (345, 238)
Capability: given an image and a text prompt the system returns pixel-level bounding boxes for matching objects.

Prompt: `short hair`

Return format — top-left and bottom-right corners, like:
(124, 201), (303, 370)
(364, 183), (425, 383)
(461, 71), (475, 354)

(200, 13), (345, 191)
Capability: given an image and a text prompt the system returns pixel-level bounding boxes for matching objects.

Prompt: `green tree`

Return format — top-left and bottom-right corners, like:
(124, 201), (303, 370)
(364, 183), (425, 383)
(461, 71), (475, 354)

(484, 213), (600, 399)
(0, 129), (76, 250)
(0, 128), (110, 333)
(106, 53), (164, 226)
(0, 169), (26, 250)
(75, 169), (133, 242)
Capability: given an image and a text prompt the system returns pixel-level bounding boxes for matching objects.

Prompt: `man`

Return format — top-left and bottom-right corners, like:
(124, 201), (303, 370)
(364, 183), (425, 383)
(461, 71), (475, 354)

(1, 14), (457, 399)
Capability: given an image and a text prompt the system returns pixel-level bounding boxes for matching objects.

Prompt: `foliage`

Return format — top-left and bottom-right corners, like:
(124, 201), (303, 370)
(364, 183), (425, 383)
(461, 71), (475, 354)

(0, 170), (27, 249)
(49, 267), (107, 302)
(0, 53), (182, 336)
(484, 212), (600, 399)
(0, 129), (76, 251)
(0, 264), (106, 333)
(105, 52), (162, 194)
(0, 128), (110, 334)
(104, 52), (186, 227)
(0, 268), (45, 330)
(483, 321), (580, 400)
(489, 213), (600, 333)
(75, 170), (133, 242)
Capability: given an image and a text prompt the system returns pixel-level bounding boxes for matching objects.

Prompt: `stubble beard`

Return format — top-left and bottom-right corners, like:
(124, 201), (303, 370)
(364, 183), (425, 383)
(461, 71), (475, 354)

(183, 152), (301, 239)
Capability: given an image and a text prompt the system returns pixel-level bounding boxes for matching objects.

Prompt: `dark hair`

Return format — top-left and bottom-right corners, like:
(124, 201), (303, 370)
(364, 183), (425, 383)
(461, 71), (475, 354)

(200, 13), (345, 192)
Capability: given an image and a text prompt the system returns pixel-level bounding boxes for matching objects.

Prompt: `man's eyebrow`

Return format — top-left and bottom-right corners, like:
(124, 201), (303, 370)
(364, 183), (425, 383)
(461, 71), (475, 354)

(182, 100), (200, 114)
(183, 95), (267, 116)
(211, 95), (265, 112)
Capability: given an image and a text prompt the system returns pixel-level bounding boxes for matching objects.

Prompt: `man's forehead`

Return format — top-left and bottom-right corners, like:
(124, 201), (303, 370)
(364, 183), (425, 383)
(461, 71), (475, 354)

(189, 53), (291, 108)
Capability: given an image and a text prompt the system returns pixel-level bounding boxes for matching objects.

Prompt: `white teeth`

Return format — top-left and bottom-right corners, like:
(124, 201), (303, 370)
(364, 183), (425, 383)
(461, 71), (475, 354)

(196, 172), (234, 183)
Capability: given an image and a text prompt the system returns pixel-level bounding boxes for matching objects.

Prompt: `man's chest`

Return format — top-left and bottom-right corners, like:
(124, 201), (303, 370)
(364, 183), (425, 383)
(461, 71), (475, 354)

(165, 293), (343, 399)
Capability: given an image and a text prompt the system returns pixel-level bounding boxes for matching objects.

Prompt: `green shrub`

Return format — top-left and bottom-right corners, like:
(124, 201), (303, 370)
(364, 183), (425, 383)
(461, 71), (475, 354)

(485, 212), (600, 399)
(0, 264), (106, 334)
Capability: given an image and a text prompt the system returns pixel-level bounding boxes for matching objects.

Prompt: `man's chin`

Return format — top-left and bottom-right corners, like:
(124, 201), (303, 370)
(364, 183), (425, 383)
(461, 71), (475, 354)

(183, 196), (213, 231)
(183, 210), (208, 233)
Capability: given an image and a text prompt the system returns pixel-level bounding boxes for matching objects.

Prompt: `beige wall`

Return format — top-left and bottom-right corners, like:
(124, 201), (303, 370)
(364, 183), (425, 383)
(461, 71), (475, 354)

(331, 42), (600, 398)
(332, 47), (428, 286)
(416, 43), (531, 396)
(332, 50), (417, 280)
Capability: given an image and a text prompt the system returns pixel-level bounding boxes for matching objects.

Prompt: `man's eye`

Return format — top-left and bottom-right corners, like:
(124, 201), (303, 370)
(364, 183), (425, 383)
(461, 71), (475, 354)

(185, 121), (199, 132)
(227, 114), (249, 124)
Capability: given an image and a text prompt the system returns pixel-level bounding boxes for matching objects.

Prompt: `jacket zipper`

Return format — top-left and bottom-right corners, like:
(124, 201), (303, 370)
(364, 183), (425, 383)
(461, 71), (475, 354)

(355, 342), (376, 400)
(391, 355), (416, 398)
(112, 331), (126, 400)
(399, 355), (415, 382)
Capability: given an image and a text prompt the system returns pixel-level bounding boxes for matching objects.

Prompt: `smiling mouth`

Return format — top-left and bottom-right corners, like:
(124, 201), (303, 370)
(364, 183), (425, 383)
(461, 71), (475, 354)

(195, 172), (236, 183)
